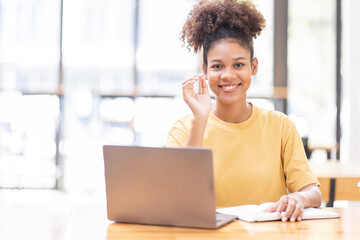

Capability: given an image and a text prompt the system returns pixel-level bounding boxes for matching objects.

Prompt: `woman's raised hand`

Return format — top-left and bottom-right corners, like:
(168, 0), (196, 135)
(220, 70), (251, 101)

(182, 74), (211, 119)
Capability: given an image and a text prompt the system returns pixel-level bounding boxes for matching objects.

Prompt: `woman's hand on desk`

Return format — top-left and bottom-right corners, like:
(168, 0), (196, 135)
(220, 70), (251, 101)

(264, 184), (322, 222)
(264, 194), (305, 222)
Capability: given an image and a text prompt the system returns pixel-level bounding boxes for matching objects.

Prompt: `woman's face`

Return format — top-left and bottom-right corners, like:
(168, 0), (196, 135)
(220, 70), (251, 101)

(205, 38), (258, 106)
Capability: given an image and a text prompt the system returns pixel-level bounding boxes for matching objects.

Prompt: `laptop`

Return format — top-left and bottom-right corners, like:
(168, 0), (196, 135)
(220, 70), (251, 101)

(103, 145), (236, 229)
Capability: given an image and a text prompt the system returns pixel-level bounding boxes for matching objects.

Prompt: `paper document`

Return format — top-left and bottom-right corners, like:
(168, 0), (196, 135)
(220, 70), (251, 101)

(216, 202), (340, 222)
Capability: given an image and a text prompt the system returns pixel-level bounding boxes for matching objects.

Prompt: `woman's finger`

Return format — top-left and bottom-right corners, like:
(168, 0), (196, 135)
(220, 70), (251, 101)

(200, 76), (210, 95)
(263, 202), (278, 213)
(182, 79), (197, 89)
(282, 198), (296, 222)
(276, 196), (288, 215)
(297, 207), (304, 221)
(290, 202), (303, 222)
(182, 78), (197, 88)
(182, 74), (202, 87)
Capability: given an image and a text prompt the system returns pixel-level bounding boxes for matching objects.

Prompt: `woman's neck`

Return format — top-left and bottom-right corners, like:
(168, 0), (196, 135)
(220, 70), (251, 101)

(212, 99), (253, 123)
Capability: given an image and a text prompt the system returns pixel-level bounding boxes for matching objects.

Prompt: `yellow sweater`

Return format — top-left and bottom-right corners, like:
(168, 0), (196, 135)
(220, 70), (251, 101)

(166, 105), (319, 207)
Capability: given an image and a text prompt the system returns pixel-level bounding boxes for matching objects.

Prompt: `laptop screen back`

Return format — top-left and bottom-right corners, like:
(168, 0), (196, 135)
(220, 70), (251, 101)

(103, 145), (217, 228)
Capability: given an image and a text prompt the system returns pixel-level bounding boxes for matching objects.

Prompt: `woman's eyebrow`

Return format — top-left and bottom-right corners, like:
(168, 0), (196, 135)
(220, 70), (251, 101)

(210, 57), (247, 63)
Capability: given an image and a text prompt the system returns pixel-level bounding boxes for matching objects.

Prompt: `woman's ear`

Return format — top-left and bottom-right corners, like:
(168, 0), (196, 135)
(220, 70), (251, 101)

(251, 57), (258, 76)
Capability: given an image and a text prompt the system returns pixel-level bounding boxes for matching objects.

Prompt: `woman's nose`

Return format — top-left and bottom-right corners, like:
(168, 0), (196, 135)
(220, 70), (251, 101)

(220, 69), (236, 80)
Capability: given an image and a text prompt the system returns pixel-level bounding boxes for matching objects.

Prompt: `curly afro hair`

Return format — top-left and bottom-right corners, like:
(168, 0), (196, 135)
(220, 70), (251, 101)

(181, 0), (266, 66)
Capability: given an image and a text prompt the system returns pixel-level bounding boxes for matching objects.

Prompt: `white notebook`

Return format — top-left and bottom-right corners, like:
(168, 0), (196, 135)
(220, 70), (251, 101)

(217, 202), (340, 222)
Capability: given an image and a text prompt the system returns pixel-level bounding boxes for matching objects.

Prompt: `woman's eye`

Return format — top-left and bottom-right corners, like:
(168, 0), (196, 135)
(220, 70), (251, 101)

(235, 63), (244, 68)
(213, 65), (222, 69)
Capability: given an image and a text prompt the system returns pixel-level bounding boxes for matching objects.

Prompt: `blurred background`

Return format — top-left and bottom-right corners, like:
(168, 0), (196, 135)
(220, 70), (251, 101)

(0, 0), (359, 205)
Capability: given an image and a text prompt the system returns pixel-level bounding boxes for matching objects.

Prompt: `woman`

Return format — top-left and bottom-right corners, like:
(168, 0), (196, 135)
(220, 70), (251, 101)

(166, 0), (322, 222)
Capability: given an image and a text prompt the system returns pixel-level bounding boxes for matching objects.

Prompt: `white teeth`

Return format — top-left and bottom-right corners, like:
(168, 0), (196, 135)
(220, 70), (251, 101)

(222, 85), (238, 90)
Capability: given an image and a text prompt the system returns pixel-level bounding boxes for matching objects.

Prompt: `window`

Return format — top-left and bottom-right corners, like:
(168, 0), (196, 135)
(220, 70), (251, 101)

(0, 0), (60, 188)
(0, 92), (59, 188)
(249, 0), (274, 97)
(137, 0), (198, 96)
(0, 0), (290, 191)
(0, 0), (60, 93)
(62, 0), (134, 94)
(288, 0), (337, 159)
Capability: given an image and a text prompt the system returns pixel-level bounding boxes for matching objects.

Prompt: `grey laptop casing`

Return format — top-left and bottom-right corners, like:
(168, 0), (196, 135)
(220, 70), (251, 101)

(103, 145), (236, 229)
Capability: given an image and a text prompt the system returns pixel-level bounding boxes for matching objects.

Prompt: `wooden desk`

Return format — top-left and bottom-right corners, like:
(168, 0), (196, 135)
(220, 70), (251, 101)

(63, 205), (360, 240)
(310, 161), (360, 206)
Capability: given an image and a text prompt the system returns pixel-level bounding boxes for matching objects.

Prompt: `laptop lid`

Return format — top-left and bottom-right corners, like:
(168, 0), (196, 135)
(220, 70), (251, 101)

(103, 145), (219, 228)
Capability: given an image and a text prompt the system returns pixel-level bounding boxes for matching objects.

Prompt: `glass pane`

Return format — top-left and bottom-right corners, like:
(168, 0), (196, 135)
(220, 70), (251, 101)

(137, 0), (198, 96)
(61, 0), (135, 195)
(62, 0), (134, 94)
(133, 97), (190, 146)
(341, 0), (360, 162)
(288, 0), (336, 158)
(0, 0), (60, 92)
(0, 92), (59, 188)
(249, 0), (274, 96)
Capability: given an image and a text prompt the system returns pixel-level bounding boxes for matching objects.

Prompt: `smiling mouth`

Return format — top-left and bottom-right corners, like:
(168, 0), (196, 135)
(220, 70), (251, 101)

(219, 83), (242, 91)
